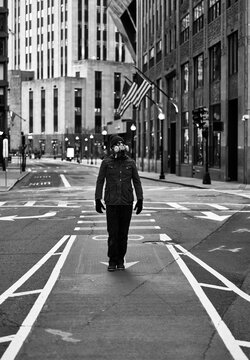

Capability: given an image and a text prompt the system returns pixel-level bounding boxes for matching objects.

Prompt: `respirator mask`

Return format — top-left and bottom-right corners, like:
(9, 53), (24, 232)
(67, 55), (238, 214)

(112, 141), (129, 157)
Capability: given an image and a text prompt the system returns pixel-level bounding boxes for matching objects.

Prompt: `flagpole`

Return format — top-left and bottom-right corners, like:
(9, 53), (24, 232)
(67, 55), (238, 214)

(133, 66), (179, 113)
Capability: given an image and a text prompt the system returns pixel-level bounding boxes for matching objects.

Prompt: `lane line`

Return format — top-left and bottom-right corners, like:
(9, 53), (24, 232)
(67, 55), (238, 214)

(1, 235), (76, 360)
(175, 244), (250, 302)
(24, 201), (36, 207)
(74, 225), (161, 231)
(0, 235), (70, 306)
(208, 204), (229, 210)
(167, 202), (189, 210)
(60, 174), (71, 188)
(9, 289), (42, 297)
(0, 335), (15, 344)
(77, 219), (155, 224)
(166, 243), (248, 360)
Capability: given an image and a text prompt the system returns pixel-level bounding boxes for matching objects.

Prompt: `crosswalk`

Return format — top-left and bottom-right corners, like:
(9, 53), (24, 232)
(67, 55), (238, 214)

(0, 200), (249, 211)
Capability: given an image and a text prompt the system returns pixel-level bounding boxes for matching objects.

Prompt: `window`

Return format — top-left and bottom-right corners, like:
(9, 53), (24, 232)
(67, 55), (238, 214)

(211, 104), (221, 168)
(0, 64), (4, 80)
(181, 63), (189, 93)
(181, 112), (189, 164)
(194, 54), (204, 88)
(194, 127), (203, 165)
(228, 31), (238, 75)
(180, 14), (189, 44)
(193, 1), (204, 35)
(53, 88), (58, 132)
(210, 43), (221, 82)
(41, 89), (45, 133)
(74, 88), (82, 133)
(29, 91), (33, 133)
(208, 0), (221, 23)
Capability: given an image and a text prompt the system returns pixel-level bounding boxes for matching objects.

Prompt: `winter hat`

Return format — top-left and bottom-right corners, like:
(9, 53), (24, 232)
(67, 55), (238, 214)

(110, 134), (124, 148)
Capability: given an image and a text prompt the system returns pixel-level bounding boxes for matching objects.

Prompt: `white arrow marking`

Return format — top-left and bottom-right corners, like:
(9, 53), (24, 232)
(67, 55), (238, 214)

(209, 245), (242, 253)
(0, 211), (57, 221)
(233, 228), (250, 233)
(196, 212), (230, 222)
(45, 329), (81, 343)
(100, 261), (139, 269)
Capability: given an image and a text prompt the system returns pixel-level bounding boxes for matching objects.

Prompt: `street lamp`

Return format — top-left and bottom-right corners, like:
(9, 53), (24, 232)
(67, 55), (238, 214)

(130, 124), (136, 160)
(158, 106), (165, 179)
(90, 134), (94, 164)
(102, 129), (107, 156)
(75, 135), (80, 163)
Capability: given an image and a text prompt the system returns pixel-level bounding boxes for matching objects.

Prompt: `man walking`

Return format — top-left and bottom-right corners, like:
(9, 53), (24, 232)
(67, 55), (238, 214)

(95, 135), (143, 272)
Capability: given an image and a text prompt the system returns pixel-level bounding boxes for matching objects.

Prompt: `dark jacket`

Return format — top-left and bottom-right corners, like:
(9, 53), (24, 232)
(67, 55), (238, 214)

(95, 154), (143, 205)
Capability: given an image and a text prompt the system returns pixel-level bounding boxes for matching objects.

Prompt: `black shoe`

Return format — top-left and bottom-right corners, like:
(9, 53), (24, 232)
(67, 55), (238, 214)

(107, 264), (116, 272)
(117, 262), (125, 270)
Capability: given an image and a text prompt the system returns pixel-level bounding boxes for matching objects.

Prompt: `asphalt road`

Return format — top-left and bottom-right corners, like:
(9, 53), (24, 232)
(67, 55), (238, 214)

(0, 159), (250, 359)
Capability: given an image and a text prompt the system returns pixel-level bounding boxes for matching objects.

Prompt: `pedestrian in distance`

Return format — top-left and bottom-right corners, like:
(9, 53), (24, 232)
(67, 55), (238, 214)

(95, 135), (143, 272)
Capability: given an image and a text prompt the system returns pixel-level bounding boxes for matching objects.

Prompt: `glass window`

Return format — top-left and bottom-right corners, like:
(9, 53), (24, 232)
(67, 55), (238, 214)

(181, 112), (189, 164)
(194, 53), (204, 88)
(228, 31), (238, 75)
(181, 63), (189, 93)
(211, 104), (221, 168)
(180, 14), (189, 44)
(0, 64), (4, 80)
(208, 0), (221, 23)
(193, 1), (204, 35)
(209, 42), (221, 82)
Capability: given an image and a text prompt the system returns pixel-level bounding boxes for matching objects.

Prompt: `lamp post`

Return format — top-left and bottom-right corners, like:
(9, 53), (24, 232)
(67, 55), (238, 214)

(202, 126), (211, 184)
(75, 135), (80, 163)
(102, 129), (107, 157)
(158, 107), (165, 180)
(130, 124), (136, 160)
(65, 137), (69, 160)
(90, 134), (94, 164)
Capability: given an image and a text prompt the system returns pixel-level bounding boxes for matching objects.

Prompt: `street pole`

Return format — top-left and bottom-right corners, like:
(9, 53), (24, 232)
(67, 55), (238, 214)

(202, 127), (211, 184)
(157, 106), (165, 180)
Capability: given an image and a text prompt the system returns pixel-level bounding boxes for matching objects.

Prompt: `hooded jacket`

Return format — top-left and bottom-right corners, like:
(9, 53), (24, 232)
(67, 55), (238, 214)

(95, 154), (143, 205)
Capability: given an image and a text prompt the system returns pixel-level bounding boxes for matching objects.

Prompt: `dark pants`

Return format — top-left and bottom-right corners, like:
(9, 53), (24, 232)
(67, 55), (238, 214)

(106, 205), (133, 265)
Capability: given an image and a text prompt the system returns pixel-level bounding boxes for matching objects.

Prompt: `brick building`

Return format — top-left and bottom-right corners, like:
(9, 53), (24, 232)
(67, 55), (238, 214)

(108, 0), (250, 183)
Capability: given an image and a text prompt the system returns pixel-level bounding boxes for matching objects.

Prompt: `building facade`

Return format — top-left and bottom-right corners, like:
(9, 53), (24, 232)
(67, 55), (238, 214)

(0, 0), (8, 165)
(109, 0), (250, 183)
(8, 0), (134, 157)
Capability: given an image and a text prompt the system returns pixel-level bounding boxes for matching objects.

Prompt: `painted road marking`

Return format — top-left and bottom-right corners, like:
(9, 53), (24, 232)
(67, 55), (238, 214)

(74, 226), (161, 231)
(60, 174), (71, 188)
(166, 241), (249, 360)
(209, 245), (242, 253)
(208, 203), (229, 210)
(77, 219), (155, 224)
(0, 211), (57, 221)
(100, 261), (139, 269)
(167, 202), (189, 210)
(0, 235), (76, 360)
(195, 211), (231, 221)
(24, 201), (36, 207)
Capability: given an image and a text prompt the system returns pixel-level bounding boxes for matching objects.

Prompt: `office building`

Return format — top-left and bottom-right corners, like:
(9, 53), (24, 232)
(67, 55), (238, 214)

(8, 0), (134, 157)
(109, 0), (250, 183)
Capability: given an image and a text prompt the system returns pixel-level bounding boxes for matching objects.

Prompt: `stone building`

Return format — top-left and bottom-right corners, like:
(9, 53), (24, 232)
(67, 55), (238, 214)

(8, 0), (134, 157)
(108, 0), (250, 183)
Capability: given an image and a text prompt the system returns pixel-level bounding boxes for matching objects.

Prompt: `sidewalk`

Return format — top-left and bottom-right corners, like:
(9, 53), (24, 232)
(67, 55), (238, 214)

(0, 157), (27, 192)
(1, 156), (250, 192)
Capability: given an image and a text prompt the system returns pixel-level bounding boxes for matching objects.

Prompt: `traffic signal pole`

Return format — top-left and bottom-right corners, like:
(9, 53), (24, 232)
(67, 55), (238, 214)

(202, 127), (211, 184)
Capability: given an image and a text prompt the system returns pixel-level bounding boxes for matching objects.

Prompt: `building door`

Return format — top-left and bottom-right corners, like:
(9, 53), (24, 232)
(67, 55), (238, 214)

(228, 99), (238, 181)
(170, 122), (176, 174)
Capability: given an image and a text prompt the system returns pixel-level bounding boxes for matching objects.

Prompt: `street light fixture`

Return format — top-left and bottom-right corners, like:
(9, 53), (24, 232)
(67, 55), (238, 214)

(90, 134), (94, 164)
(157, 106), (165, 179)
(130, 124), (136, 160)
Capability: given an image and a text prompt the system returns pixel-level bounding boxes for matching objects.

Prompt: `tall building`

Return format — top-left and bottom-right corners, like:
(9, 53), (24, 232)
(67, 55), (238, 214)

(109, 0), (250, 184)
(8, 0), (134, 157)
(0, 0), (8, 165)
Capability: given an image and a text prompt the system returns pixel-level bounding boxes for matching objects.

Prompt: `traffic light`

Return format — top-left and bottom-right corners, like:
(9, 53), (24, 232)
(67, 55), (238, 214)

(21, 131), (25, 146)
(192, 107), (209, 129)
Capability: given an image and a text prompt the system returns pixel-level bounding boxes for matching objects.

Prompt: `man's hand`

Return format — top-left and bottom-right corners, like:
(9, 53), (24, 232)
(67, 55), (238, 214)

(95, 199), (105, 213)
(134, 199), (143, 215)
